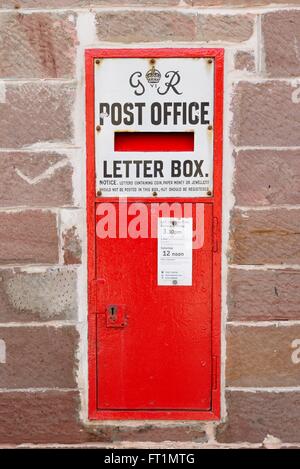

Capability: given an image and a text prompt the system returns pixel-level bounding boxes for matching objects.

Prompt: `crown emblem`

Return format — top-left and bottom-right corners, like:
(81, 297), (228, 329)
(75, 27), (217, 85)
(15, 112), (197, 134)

(145, 67), (161, 86)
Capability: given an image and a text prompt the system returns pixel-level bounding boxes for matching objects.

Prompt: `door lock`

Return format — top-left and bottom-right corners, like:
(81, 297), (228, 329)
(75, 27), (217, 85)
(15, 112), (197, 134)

(106, 304), (127, 328)
(108, 305), (118, 320)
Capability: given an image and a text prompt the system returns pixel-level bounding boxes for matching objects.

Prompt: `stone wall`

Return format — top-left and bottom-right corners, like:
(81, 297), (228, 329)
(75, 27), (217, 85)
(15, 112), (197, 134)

(0, 0), (299, 448)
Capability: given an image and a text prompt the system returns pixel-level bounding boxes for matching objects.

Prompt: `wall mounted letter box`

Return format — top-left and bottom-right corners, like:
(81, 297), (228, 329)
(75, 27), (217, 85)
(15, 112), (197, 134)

(86, 48), (223, 420)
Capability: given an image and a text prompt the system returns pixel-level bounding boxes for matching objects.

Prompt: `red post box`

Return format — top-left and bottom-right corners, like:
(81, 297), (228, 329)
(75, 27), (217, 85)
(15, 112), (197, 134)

(86, 48), (223, 420)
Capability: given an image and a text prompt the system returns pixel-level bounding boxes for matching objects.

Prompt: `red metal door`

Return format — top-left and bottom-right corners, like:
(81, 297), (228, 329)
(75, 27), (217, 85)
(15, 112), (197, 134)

(95, 202), (213, 411)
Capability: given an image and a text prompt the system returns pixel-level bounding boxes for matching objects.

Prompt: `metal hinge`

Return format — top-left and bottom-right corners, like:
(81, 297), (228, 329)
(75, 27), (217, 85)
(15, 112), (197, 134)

(213, 217), (218, 252)
(212, 355), (218, 390)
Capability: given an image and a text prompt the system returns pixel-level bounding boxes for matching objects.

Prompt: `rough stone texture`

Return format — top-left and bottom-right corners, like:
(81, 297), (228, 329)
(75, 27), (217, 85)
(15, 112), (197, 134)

(0, 391), (87, 444)
(62, 226), (82, 265)
(0, 210), (58, 264)
(186, 0), (300, 4)
(230, 209), (300, 265)
(226, 325), (300, 386)
(0, 152), (73, 207)
(263, 10), (300, 77)
(95, 12), (253, 43)
(234, 50), (255, 72)
(196, 15), (254, 43)
(234, 150), (300, 206)
(0, 13), (77, 79)
(1, 0), (299, 6)
(216, 391), (300, 444)
(231, 81), (300, 147)
(228, 268), (300, 321)
(90, 425), (207, 443)
(0, 326), (78, 388)
(0, 83), (75, 148)
(96, 11), (197, 42)
(0, 0), (180, 7)
(0, 268), (77, 322)
(0, 390), (208, 444)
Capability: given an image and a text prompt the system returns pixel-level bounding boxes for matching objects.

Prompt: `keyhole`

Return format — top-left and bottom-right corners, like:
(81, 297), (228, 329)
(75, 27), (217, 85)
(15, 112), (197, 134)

(109, 305), (117, 320)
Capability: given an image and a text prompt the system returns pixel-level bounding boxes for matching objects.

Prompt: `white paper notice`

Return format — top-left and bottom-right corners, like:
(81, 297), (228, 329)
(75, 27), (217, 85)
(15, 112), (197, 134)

(158, 218), (193, 286)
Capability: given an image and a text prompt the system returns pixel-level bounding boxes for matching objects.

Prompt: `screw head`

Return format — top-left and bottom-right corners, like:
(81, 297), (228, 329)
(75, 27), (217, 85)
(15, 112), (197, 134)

(207, 58), (213, 64)
(97, 190), (102, 197)
(96, 125), (101, 132)
(207, 190), (212, 196)
(152, 191), (158, 197)
(95, 59), (100, 64)
(208, 124), (213, 131)
(150, 58), (156, 65)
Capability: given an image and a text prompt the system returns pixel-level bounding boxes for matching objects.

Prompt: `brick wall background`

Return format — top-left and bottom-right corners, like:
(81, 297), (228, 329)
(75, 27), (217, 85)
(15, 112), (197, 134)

(0, 0), (300, 448)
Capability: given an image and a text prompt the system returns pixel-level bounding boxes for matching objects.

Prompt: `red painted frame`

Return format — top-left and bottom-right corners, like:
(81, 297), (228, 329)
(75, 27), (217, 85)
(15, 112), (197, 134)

(85, 48), (224, 421)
